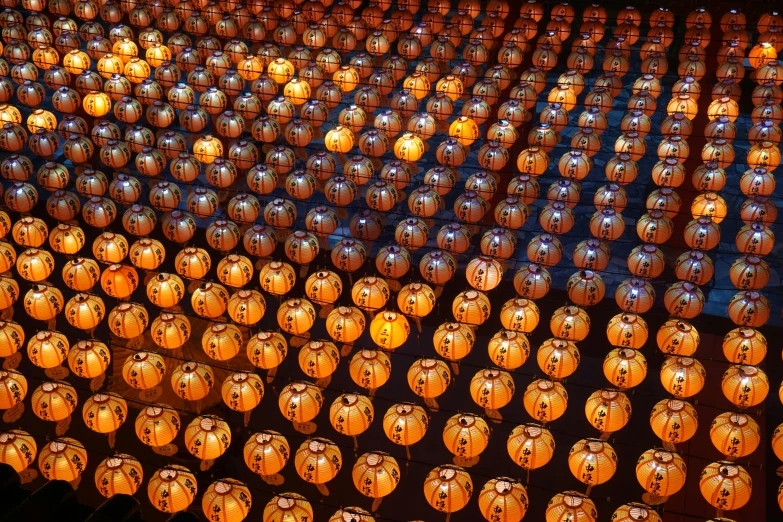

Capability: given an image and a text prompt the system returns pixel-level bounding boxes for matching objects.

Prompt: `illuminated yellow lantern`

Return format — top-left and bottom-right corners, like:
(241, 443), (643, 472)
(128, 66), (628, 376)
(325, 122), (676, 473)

(16, 248), (55, 282)
(604, 348), (647, 389)
(82, 392), (127, 435)
(276, 298), (315, 335)
(469, 368), (514, 411)
(394, 132), (425, 162)
(0, 320), (24, 358)
(305, 271), (342, 306)
(568, 439), (617, 485)
(523, 379), (567, 423)
(31, 381), (77, 421)
(0, 370), (27, 409)
(23, 285), (63, 322)
(452, 290), (491, 326)
(656, 319), (699, 356)
(423, 465), (473, 518)
(709, 412), (760, 458)
(258, 261), (296, 297)
(279, 382), (323, 424)
(486, 330), (530, 370)
(201, 479), (251, 522)
(247, 332), (288, 371)
(227, 289), (266, 326)
(27, 331), (68, 369)
(122, 351), (165, 390)
(506, 423), (555, 470)
(184, 415), (231, 461)
(615, 278), (656, 314)
(722, 327), (766, 365)
(636, 449), (687, 498)
(294, 437), (342, 486)
(370, 311), (410, 350)
(171, 361), (214, 402)
(0, 430), (37, 473)
(135, 405), (180, 447)
(443, 413), (490, 462)
(92, 232), (127, 264)
(174, 247), (211, 280)
(83, 90), (111, 117)
(329, 393), (374, 438)
(728, 291), (771, 327)
(722, 365), (769, 408)
(38, 438), (87, 482)
(606, 313), (648, 349)
(351, 277), (390, 312)
(496, 298), (538, 334)
(146, 273), (185, 308)
(147, 465), (197, 513)
(650, 398), (699, 444)
(149, 313), (189, 350)
(243, 430), (289, 477)
(584, 389), (631, 433)
(550, 305), (590, 341)
(660, 356), (706, 397)
(66, 340), (109, 379)
(513, 264), (551, 300)
(298, 340), (340, 380)
(64, 293), (104, 330)
(449, 116), (480, 146)
(537, 338), (580, 379)
(324, 306), (365, 345)
(699, 462), (752, 510)
(545, 491), (596, 522)
(263, 493), (312, 521)
(48, 224), (84, 255)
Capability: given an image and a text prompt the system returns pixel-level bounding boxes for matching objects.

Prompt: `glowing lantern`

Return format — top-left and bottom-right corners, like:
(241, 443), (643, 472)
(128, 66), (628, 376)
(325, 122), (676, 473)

(568, 439), (617, 485)
(585, 389), (631, 433)
(147, 465), (197, 513)
(243, 430), (289, 476)
(722, 365), (769, 408)
(38, 438), (87, 482)
(0, 321), (24, 358)
(0, 430), (37, 473)
(184, 415), (231, 461)
(550, 305), (590, 341)
(513, 264), (551, 300)
(615, 278), (656, 314)
(499, 298), (539, 334)
(351, 277), (390, 312)
(710, 412), (760, 458)
(507, 423), (555, 470)
(27, 331), (68, 369)
(31, 381), (77, 421)
(24, 285), (64, 322)
(279, 382), (323, 424)
(699, 462), (752, 510)
(201, 479), (251, 522)
(675, 251), (714, 286)
(523, 379), (567, 423)
(660, 356), (706, 397)
(16, 248), (54, 282)
(650, 399), (698, 443)
(635, 449), (687, 497)
(64, 293), (104, 330)
(728, 291), (771, 327)
(247, 332), (287, 370)
(263, 493), (312, 522)
(423, 465), (473, 517)
(82, 392), (127, 434)
(545, 492), (596, 522)
(0, 370), (27, 409)
(330, 394), (373, 437)
(294, 438), (342, 486)
(129, 238), (164, 271)
(606, 313), (648, 349)
(722, 327), (766, 365)
(227, 290), (266, 326)
(603, 348), (647, 389)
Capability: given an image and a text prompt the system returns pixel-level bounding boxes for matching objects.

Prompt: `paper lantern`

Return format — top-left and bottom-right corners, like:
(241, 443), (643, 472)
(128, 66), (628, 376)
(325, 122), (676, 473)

(603, 348), (647, 389)
(523, 379), (567, 423)
(245, 332), (286, 371)
(294, 438), (342, 485)
(585, 389), (631, 433)
(550, 305), (590, 341)
(61, 257), (100, 292)
(507, 424), (555, 470)
(27, 331), (68, 369)
(325, 124), (354, 153)
(615, 278), (656, 314)
(202, 479), (252, 522)
(0, 321), (23, 358)
(48, 223), (84, 254)
(92, 232), (128, 264)
(650, 398), (699, 443)
(656, 319), (699, 356)
(728, 291), (771, 327)
(263, 493), (312, 522)
(170, 361), (214, 402)
(710, 412), (760, 458)
(24, 285), (64, 322)
(606, 313), (648, 349)
(148, 465), (197, 513)
(568, 439), (617, 486)
(407, 357), (452, 399)
(346, 351), (391, 394)
(635, 211), (673, 244)
(243, 430), (290, 476)
(635, 449), (687, 497)
(452, 290), (491, 326)
(67, 340), (109, 379)
(184, 415), (231, 460)
(513, 264), (551, 300)
(729, 255), (769, 291)
(660, 356), (706, 397)
(423, 465), (473, 516)
(735, 223), (774, 256)
(722, 365), (769, 408)
(0, 370), (27, 409)
(38, 438), (87, 482)
(149, 313), (190, 350)
(227, 290), (266, 326)
(537, 338), (580, 379)
(134, 405), (180, 448)
(723, 327), (766, 365)
(174, 247), (211, 280)
(82, 392), (127, 433)
(328, 394), (374, 437)
(545, 491), (597, 522)
(31, 381), (77, 421)
(0, 430), (37, 473)
(16, 247), (54, 282)
(699, 462), (752, 510)
(279, 382), (323, 423)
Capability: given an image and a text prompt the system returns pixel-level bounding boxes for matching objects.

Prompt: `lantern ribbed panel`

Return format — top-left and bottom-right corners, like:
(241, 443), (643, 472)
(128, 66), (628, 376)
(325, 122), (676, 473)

(407, 358), (451, 398)
(278, 382), (322, 423)
(228, 289), (266, 325)
(247, 332), (287, 369)
(537, 338), (580, 379)
(325, 306), (366, 343)
(433, 322), (475, 361)
(606, 313), (648, 349)
(171, 362), (214, 401)
(649, 399), (699, 443)
(294, 438), (341, 484)
(350, 350), (391, 390)
(470, 368), (515, 410)
(298, 341), (340, 378)
(603, 348), (647, 389)
(202, 323), (242, 361)
(722, 327), (766, 365)
(329, 394), (374, 436)
(150, 313), (190, 349)
(709, 412), (761, 458)
(443, 414), (490, 458)
(351, 276), (390, 311)
(523, 380), (568, 423)
(699, 462), (752, 510)
(656, 320), (699, 355)
(585, 390), (631, 433)
(201, 479), (252, 522)
(82, 393), (127, 433)
(31, 381), (77, 421)
(0, 430), (37, 472)
(500, 298), (540, 333)
(370, 311), (410, 349)
(568, 439), (617, 485)
(108, 303), (149, 338)
(635, 449), (687, 496)
(660, 357), (706, 397)
(122, 352), (165, 390)
(383, 403), (428, 446)
(184, 416), (231, 460)
(27, 331), (69, 369)
(550, 305), (590, 341)
(721, 365), (768, 408)
(423, 465), (473, 514)
(221, 373), (264, 412)
(507, 424), (555, 470)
